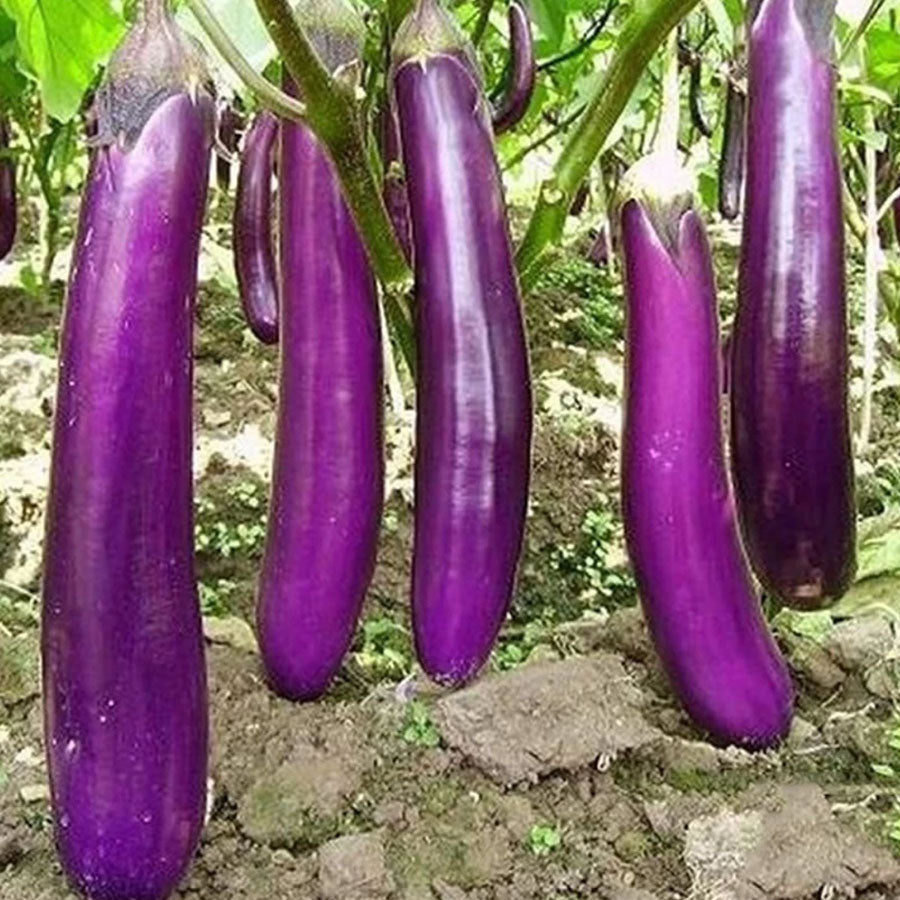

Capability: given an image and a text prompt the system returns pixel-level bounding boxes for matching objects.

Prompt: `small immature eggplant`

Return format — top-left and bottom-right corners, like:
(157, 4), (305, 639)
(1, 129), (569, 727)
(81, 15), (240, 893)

(257, 0), (384, 701)
(492, 1), (536, 135)
(0, 115), (15, 261)
(41, 1), (212, 897)
(621, 157), (793, 750)
(234, 111), (279, 344)
(731, 0), (855, 609)
(392, 0), (533, 686)
(718, 68), (746, 221)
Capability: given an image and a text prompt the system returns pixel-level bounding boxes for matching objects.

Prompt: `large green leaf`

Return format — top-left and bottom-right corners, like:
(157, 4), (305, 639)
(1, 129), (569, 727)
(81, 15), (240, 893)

(529, 0), (568, 51)
(0, 9), (25, 102)
(866, 24), (900, 91)
(0, 0), (124, 121)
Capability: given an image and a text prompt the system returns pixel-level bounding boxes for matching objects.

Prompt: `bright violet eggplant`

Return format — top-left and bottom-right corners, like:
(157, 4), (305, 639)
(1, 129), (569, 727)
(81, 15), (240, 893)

(257, 0), (383, 701)
(0, 115), (15, 261)
(41, 2), (211, 897)
(393, 0), (533, 686)
(731, 0), (855, 609)
(492, 1), (535, 135)
(234, 110), (278, 344)
(718, 65), (746, 221)
(621, 159), (793, 750)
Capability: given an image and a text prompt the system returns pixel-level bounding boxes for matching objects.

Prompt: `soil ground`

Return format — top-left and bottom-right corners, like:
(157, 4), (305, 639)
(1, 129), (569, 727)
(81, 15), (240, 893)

(1, 201), (900, 899)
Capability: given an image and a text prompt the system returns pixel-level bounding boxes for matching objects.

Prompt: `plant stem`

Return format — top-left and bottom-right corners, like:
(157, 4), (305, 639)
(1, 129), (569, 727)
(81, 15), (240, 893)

(387, 0), (415, 31)
(186, 0), (308, 122)
(471, 0), (496, 47)
(503, 104), (585, 170)
(653, 32), (680, 155)
(840, 0), (887, 64)
(515, 0), (701, 287)
(253, 0), (412, 290)
(877, 184), (900, 223)
(537, 1), (618, 73)
(859, 104), (880, 451)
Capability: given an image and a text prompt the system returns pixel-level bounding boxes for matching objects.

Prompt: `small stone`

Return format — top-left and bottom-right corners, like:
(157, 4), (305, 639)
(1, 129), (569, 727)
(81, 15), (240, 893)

(864, 662), (896, 700)
(788, 641), (846, 692)
(646, 736), (721, 775)
(19, 783), (49, 803)
(203, 616), (258, 654)
(203, 408), (233, 428)
(825, 616), (893, 672)
(787, 716), (820, 750)
(373, 800), (405, 827)
(318, 831), (393, 900)
(272, 848), (295, 867)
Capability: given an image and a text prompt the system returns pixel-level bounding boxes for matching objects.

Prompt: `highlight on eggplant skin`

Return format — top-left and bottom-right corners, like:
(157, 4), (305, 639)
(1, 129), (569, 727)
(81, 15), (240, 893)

(257, 0), (384, 702)
(392, 0), (533, 688)
(730, 0), (855, 610)
(0, 115), (15, 261)
(491, 1), (536, 135)
(620, 168), (793, 750)
(41, 3), (212, 898)
(234, 110), (279, 344)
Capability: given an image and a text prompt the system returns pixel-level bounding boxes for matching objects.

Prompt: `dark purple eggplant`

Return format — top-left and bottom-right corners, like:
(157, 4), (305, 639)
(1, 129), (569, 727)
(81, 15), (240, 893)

(688, 59), (713, 139)
(718, 68), (746, 221)
(731, 0), (855, 609)
(216, 101), (245, 191)
(0, 115), (15, 261)
(392, 0), (532, 686)
(257, 0), (383, 701)
(234, 111), (279, 344)
(569, 181), (590, 217)
(492, 1), (535, 135)
(41, 2), (212, 896)
(621, 163), (793, 749)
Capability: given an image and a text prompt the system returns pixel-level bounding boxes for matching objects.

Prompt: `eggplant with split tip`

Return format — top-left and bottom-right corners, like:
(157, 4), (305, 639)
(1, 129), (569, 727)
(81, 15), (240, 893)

(257, 0), (383, 701)
(234, 110), (279, 344)
(731, 0), (855, 609)
(392, 0), (532, 687)
(621, 172), (793, 750)
(41, 2), (211, 896)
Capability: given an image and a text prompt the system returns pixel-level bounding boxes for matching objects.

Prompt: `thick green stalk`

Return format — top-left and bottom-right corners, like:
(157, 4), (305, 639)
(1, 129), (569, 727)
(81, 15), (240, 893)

(515, 0), (701, 287)
(254, 0), (413, 288)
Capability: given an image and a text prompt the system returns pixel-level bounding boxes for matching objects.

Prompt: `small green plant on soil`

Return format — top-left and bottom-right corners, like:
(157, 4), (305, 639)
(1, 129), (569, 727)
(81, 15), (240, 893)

(198, 578), (239, 618)
(871, 714), (900, 847)
(195, 479), (267, 559)
(401, 701), (441, 749)
(528, 823), (562, 856)
(353, 615), (413, 680)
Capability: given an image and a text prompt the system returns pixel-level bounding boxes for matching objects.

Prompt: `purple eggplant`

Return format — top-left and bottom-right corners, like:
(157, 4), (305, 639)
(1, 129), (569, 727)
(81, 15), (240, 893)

(731, 0), (855, 610)
(217, 101), (244, 191)
(41, 2), (212, 897)
(587, 223), (611, 268)
(393, 0), (532, 686)
(257, 0), (383, 701)
(378, 102), (413, 263)
(621, 168), (793, 750)
(492, 1), (535, 135)
(234, 111), (279, 344)
(0, 115), (15, 261)
(718, 70), (746, 221)
(688, 59), (713, 139)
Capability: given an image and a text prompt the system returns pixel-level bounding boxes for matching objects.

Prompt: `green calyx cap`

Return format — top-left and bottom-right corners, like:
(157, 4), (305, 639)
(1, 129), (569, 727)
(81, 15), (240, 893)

(293, 0), (366, 73)
(392, 0), (475, 65)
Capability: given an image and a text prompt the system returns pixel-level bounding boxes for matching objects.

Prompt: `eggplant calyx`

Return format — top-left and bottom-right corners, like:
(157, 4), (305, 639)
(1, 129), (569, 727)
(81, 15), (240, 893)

(294, 0), (366, 74)
(392, 0), (479, 74)
(620, 152), (695, 261)
(93, 3), (213, 149)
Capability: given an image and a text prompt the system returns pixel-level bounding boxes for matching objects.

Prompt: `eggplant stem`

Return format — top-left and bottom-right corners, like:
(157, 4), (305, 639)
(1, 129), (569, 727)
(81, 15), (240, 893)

(378, 290), (409, 417)
(254, 0), (413, 288)
(186, 0), (307, 122)
(515, 0), (701, 283)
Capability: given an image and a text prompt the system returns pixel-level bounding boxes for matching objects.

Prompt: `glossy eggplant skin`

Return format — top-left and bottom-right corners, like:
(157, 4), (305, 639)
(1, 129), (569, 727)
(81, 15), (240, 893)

(621, 197), (793, 750)
(256, 60), (383, 701)
(393, 5), (532, 687)
(234, 111), (279, 344)
(718, 77), (746, 220)
(492, 1), (535, 135)
(0, 115), (15, 261)
(731, 0), (855, 609)
(42, 86), (212, 900)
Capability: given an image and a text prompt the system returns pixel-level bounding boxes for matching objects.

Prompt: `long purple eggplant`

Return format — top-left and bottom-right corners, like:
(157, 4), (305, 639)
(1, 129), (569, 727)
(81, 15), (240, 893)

(731, 0), (855, 609)
(41, 2), (211, 897)
(393, 0), (532, 687)
(718, 67), (746, 221)
(492, 1), (535, 135)
(257, 0), (383, 701)
(0, 115), (15, 261)
(234, 111), (278, 344)
(621, 167), (793, 750)
(688, 59), (713, 139)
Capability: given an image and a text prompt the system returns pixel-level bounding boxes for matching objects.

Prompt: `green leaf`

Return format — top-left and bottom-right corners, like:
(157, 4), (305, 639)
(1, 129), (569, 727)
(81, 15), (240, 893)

(0, 0), (124, 121)
(702, 0), (734, 50)
(830, 573), (900, 620)
(529, 0), (568, 51)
